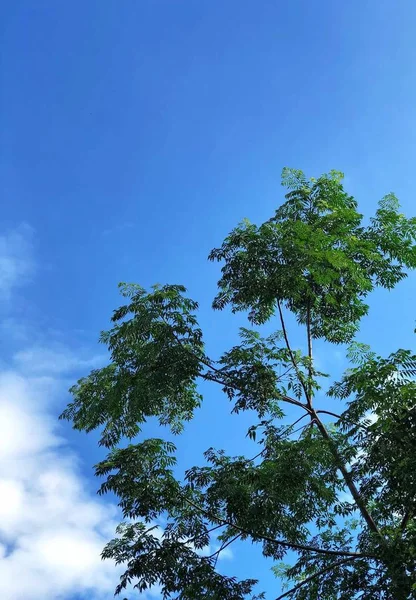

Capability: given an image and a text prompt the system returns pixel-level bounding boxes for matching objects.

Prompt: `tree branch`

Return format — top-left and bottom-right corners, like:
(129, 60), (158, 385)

(316, 409), (343, 420)
(316, 410), (372, 431)
(401, 510), (412, 531)
(312, 415), (380, 536)
(208, 534), (241, 562)
(274, 557), (358, 600)
(276, 305), (380, 537)
(306, 301), (313, 405)
(277, 301), (310, 404)
(182, 523), (225, 546)
(201, 362), (309, 412)
(166, 321), (309, 413)
(182, 496), (371, 559)
(278, 413), (310, 439)
(166, 308), (381, 540)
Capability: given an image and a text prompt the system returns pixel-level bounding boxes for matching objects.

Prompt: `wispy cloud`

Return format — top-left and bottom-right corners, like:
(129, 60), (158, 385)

(13, 344), (106, 375)
(101, 222), (135, 237)
(0, 224), (35, 300)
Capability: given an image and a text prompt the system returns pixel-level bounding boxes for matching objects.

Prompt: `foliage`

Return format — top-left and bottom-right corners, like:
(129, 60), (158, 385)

(62, 169), (416, 599)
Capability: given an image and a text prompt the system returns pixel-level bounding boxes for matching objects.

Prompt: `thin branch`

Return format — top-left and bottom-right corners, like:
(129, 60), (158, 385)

(316, 410), (373, 431)
(275, 306), (380, 537)
(182, 523), (225, 546)
(167, 322), (309, 412)
(201, 367), (309, 412)
(209, 534), (241, 563)
(316, 409), (343, 420)
(306, 301), (313, 405)
(182, 496), (371, 559)
(401, 510), (412, 531)
(245, 448), (266, 463)
(279, 365), (295, 381)
(312, 416), (380, 536)
(274, 557), (358, 600)
(306, 304), (313, 363)
(277, 301), (310, 404)
(245, 415), (311, 466)
(290, 419), (316, 438)
(278, 413), (310, 439)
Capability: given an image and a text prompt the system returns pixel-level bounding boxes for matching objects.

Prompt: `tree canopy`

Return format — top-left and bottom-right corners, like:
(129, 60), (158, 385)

(62, 168), (416, 599)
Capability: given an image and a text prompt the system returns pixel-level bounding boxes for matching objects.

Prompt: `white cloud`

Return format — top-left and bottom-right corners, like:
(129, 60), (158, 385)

(13, 344), (105, 375)
(216, 545), (234, 561)
(0, 371), (121, 600)
(0, 346), (233, 600)
(0, 346), (232, 600)
(0, 223), (232, 600)
(0, 224), (127, 599)
(0, 224), (35, 300)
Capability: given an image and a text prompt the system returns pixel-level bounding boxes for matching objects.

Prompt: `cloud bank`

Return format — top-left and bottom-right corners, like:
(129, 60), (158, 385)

(0, 225), (120, 599)
(0, 224), (233, 600)
(0, 370), (121, 600)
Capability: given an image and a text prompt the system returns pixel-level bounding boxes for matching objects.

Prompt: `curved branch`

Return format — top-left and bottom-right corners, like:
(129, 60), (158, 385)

(208, 534), (241, 563)
(166, 321), (310, 413)
(182, 496), (371, 559)
(306, 301), (313, 404)
(277, 301), (310, 404)
(312, 415), (380, 536)
(274, 557), (359, 600)
(401, 510), (412, 531)
(277, 413), (310, 439)
(183, 523), (225, 546)
(316, 409), (343, 420)
(316, 410), (371, 431)
(201, 363), (309, 412)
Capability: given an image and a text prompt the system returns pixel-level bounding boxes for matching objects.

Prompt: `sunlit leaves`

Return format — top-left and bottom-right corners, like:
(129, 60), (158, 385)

(60, 284), (204, 446)
(210, 168), (416, 343)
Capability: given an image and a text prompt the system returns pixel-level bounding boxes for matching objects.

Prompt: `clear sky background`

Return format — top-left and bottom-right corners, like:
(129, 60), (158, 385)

(1, 2), (416, 599)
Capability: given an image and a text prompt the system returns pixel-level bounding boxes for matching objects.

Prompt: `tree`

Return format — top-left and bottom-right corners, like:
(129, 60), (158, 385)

(61, 168), (416, 599)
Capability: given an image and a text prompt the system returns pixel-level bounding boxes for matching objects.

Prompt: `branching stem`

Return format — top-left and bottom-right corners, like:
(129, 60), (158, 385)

(276, 302), (380, 536)
(274, 557), (359, 600)
(182, 496), (371, 559)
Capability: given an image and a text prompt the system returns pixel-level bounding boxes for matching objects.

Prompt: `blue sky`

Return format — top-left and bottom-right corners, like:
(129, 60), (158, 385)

(1, 1), (416, 599)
